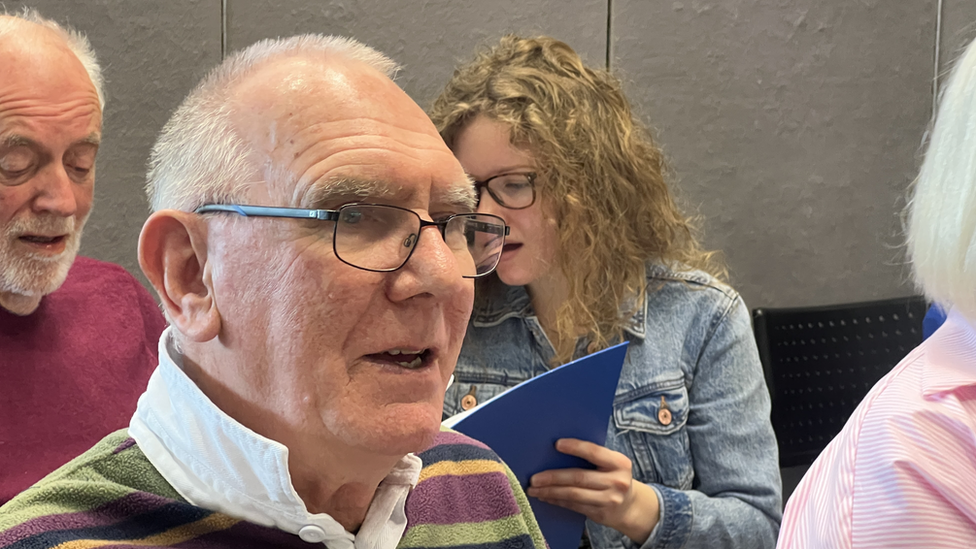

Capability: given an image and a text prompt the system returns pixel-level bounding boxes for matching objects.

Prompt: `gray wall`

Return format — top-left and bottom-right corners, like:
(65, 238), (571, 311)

(8, 1), (968, 310)
(614, 1), (935, 308)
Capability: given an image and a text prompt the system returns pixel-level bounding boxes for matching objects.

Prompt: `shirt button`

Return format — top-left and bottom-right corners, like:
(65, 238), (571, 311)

(299, 525), (327, 543)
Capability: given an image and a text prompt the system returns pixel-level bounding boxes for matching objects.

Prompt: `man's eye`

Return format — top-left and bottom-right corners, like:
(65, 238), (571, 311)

(340, 210), (363, 224)
(65, 146), (97, 180)
(69, 164), (93, 177)
(0, 148), (34, 175)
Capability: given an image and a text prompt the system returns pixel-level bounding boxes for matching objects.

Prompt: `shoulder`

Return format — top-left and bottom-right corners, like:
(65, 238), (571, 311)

(851, 344), (976, 474)
(782, 338), (976, 546)
(639, 263), (748, 340)
(644, 263), (740, 308)
(62, 257), (154, 306)
(412, 429), (515, 489)
(0, 430), (182, 535)
(61, 257), (166, 337)
(64, 257), (152, 300)
(402, 428), (546, 549)
(470, 277), (532, 326)
(66, 256), (136, 285)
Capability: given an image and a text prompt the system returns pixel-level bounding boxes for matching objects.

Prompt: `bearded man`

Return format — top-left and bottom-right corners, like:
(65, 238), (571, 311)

(0, 10), (166, 504)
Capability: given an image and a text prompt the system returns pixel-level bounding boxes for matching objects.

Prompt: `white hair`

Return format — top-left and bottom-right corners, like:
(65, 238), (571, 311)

(146, 34), (400, 212)
(907, 36), (976, 319)
(0, 8), (105, 109)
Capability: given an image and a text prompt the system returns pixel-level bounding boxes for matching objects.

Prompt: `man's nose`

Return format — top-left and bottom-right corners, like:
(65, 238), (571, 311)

(388, 224), (467, 302)
(31, 165), (79, 217)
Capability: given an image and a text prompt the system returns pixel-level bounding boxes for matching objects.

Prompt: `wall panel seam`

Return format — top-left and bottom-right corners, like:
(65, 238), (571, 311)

(606, 0), (613, 70)
(221, 0), (227, 58)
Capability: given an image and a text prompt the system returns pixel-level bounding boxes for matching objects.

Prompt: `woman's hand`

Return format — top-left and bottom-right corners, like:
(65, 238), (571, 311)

(526, 438), (661, 545)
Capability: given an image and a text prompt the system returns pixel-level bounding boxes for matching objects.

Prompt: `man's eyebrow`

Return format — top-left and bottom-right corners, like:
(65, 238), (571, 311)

(299, 177), (397, 208)
(0, 133), (101, 149)
(77, 133), (101, 147)
(435, 178), (478, 212)
(0, 135), (34, 149)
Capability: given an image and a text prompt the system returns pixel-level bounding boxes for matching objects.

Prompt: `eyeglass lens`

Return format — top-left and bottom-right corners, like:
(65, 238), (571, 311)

(333, 204), (505, 277)
(484, 173), (534, 209)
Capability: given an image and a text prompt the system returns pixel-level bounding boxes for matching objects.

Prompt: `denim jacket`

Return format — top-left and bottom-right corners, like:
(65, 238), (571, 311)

(445, 264), (782, 549)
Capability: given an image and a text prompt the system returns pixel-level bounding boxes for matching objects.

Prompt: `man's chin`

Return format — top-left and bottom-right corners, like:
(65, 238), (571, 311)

(334, 405), (443, 457)
(0, 251), (77, 298)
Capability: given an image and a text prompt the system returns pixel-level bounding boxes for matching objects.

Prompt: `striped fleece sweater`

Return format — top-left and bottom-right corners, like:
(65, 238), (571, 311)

(0, 428), (546, 549)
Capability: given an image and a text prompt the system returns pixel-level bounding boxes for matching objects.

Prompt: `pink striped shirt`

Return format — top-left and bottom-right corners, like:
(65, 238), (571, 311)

(778, 309), (976, 548)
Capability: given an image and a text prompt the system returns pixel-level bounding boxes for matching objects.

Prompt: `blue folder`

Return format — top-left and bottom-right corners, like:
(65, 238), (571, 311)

(444, 341), (629, 549)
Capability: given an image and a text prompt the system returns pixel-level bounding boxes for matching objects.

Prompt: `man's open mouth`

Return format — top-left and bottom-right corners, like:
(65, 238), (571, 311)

(369, 348), (431, 369)
(19, 235), (66, 245)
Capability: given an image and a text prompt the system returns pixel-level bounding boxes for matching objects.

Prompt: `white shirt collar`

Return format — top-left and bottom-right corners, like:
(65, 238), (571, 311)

(129, 327), (422, 549)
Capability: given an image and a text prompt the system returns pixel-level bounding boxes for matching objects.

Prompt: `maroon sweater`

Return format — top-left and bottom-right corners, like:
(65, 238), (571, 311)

(0, 256), (167, 504)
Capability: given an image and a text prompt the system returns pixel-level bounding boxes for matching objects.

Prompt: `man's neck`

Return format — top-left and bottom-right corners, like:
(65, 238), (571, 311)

(289, 462), (394, 532)
(281, 418), (407, 531)
(181, 347), (404, 533)
(0, 291), (42, 316)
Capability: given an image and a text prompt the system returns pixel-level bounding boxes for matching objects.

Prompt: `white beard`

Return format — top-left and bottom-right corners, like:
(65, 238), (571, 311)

(0, 212), (87, 298)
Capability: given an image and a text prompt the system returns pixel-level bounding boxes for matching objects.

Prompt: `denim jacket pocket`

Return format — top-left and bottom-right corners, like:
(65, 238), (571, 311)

(612, 378), (694, 490)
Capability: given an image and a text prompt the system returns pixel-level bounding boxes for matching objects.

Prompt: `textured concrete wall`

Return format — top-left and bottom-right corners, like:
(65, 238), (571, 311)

(4, 1), (949, 312)
(5, 1), (222, 286)
(613, 1), (936, 309)
(224, 0), (607, 107)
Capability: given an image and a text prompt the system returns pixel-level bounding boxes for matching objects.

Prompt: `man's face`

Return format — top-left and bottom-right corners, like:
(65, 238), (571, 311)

(205, 57), (475, 459)
(0, 32), (101, 307)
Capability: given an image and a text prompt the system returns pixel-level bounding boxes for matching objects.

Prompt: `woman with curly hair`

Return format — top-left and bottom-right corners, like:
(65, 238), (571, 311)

(430, 36), (781, 549)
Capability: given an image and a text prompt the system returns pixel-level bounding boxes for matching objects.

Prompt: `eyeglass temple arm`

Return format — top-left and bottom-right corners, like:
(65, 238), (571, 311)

(194, 204), (338, 221)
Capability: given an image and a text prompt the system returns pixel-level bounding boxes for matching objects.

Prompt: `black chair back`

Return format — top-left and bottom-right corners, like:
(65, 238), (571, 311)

(753, 296), (927, 467)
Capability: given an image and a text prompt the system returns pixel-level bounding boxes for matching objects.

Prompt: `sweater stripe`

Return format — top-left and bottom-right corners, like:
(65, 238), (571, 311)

(400, 516), (534, 548)
(47, 513), (237, 549)
(3, 502), (212, 549)
(408, 471), (521, 526)
(165, 520), (309, 549)
(426, 431), (490, 451)
(400, 534), (535, 549)
(418, 459), (507, 484)
(0, 492), (173, 546)
(418, 443), (503, 468)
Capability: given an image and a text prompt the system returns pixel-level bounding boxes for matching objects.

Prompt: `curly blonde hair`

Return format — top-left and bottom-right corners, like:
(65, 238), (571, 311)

(429, 35), (722, 364)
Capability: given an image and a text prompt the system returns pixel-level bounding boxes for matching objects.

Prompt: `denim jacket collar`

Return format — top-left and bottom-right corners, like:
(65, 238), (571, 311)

(470, 277), (647, 340)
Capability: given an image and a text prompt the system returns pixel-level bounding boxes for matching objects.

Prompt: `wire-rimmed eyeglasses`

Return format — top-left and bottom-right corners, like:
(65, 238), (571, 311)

(194, 203), (509, 278)
(473, 172), (536, 210)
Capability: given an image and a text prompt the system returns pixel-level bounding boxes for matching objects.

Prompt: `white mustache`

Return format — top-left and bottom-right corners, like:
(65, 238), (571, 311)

(7, 214), (76, 237)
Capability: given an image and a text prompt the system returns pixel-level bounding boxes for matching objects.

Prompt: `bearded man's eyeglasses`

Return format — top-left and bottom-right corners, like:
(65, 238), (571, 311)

(194, 203), (509, 278)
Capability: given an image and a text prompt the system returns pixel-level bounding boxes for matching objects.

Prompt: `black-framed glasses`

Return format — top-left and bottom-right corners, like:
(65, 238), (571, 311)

(194, 203), (509, 278)
(473, 172), (536, 210)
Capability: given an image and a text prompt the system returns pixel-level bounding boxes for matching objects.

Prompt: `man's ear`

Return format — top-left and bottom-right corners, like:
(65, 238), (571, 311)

(139, 210), (220, 342)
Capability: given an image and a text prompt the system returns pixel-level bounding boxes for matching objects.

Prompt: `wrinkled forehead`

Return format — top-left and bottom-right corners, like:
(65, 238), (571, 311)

(232, 57), (470, 209)
(0, 26), (101, 117)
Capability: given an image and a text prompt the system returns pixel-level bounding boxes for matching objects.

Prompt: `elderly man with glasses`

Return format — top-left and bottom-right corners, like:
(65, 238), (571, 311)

(0, 34), (543, 549)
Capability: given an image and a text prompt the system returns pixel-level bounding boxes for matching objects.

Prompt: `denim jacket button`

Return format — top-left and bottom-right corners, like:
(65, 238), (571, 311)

(658, 408), (672, 426)
(461, 385), (479, 410)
